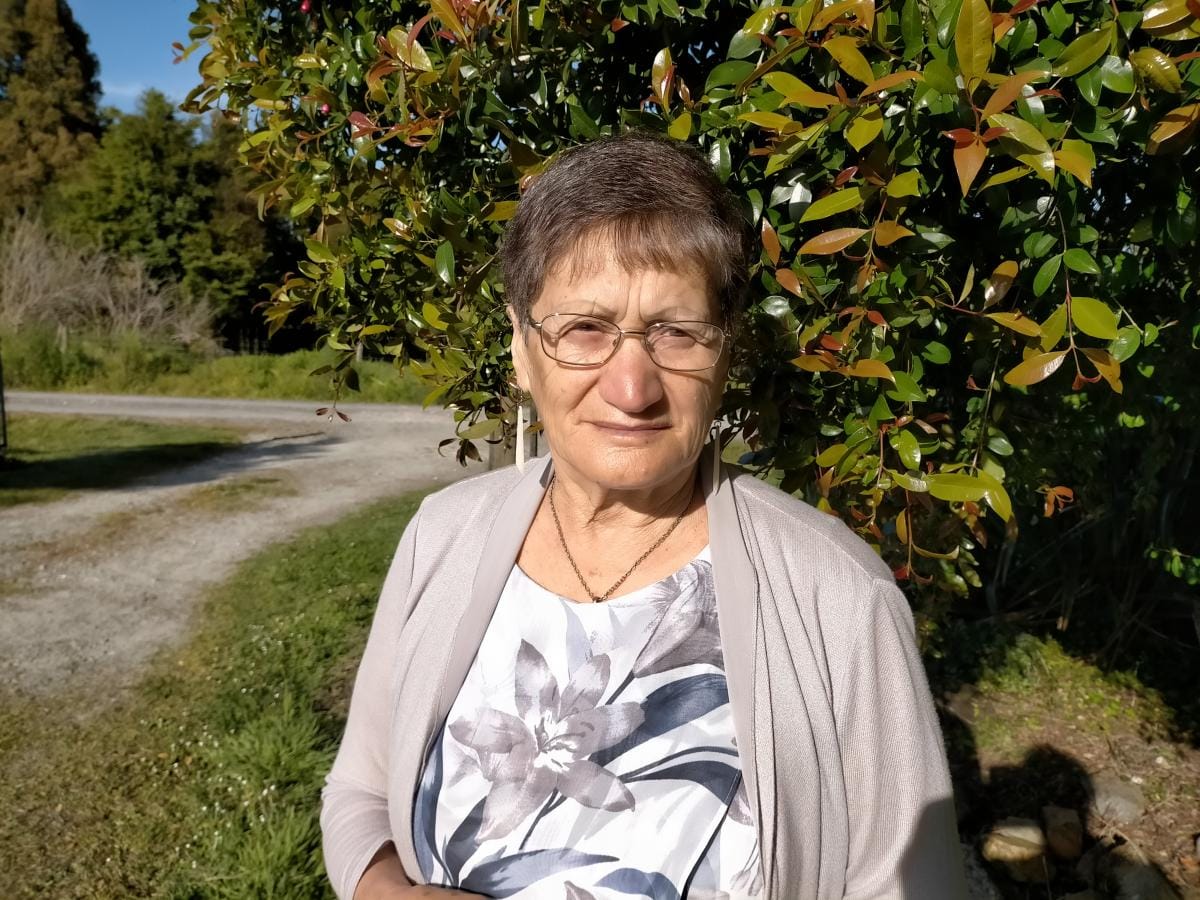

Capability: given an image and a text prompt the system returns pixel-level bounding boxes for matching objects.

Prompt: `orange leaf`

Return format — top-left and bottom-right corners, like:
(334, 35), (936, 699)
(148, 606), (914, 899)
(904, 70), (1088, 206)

(874, 221), (915, 246)
(1003, 349), (1067, 386)
(839, 358), (896, 381)
(953, 139), (988, 195)
(775, 267), (807, 298)
(861, 70), (923, 96)
(761, 219), (782, 266)
(1147, 103), (1200, 155)
(980, 68), (1046, 119)
(793, 355), (836, 372)
(1081, 347), (1123, 394)
(984, 260), (1019, 307)
(798, 227), (869, 255)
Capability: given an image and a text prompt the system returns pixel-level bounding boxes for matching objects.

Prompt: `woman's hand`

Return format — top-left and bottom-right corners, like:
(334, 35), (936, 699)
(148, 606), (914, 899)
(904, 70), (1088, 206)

(353, 844), (484, 899)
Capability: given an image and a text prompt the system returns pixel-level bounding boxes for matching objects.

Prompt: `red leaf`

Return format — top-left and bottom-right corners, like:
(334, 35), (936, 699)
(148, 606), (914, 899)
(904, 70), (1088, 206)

(834, 165), (859, 186)
(942, 127), (977, 148)
(611, 17), (629, 30)
(1010, 0), (1039, 14)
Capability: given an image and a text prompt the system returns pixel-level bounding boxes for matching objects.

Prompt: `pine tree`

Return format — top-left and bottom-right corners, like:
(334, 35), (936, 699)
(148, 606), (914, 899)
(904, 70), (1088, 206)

(0, 0), (101, 218)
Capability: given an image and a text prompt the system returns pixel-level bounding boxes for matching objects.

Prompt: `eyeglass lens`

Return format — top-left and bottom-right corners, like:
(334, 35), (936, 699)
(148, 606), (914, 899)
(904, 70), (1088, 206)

(540, 314), (723, 371)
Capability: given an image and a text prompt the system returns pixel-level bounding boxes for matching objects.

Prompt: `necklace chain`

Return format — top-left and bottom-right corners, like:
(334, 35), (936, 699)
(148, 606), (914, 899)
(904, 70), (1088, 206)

(548, 475), (691, 603)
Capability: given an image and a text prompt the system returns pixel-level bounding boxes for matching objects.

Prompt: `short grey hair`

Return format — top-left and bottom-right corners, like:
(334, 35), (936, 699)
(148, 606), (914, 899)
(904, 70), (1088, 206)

(498, 130), (754, 329)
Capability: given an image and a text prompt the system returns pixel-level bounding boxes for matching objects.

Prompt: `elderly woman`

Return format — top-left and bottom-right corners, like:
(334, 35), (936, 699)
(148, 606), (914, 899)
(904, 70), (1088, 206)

(321, 132), (966, 900)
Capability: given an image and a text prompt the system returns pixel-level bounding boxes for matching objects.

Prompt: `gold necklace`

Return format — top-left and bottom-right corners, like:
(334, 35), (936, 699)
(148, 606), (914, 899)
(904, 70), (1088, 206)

(547, 474), (692, 603)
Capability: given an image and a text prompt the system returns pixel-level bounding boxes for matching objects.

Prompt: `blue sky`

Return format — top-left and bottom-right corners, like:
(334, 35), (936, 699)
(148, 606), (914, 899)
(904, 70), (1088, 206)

(67, 0), (204, 113)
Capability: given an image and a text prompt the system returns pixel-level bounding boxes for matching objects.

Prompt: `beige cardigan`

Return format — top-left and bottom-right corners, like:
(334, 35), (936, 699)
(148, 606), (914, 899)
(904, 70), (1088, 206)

(320, 450), (968, 899)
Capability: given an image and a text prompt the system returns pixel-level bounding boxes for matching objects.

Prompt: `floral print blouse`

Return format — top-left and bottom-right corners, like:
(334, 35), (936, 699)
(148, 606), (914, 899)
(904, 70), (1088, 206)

(412, 547), (763, 899)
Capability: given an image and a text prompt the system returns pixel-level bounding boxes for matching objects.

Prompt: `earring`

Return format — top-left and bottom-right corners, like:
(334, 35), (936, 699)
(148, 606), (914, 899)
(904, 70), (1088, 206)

(516, 393), (538, 473)
(709, 420), (722, 486)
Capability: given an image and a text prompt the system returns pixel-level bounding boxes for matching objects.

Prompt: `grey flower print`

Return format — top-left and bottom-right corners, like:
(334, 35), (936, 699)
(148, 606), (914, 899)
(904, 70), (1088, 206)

(632, 560), (723, 678)
(448, 640), (645, 841)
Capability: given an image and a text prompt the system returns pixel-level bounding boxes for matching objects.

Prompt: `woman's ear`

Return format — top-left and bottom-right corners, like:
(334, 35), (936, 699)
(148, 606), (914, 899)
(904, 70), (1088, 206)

(506, 305), (532, 394)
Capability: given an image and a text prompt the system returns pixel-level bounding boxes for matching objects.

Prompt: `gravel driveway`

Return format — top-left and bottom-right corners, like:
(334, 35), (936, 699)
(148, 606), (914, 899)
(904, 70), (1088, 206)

(0, 391), (481, 695)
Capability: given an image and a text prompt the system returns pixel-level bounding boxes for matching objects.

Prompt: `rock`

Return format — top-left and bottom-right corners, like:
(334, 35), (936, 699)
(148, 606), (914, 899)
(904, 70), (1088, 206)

(1043, 805), (1084, 860)
(962, 842), (1004, 900)
(982, 817), (1052, 883)
(1102, 848), (1181, 900)
(1089, 772), (1147, 825)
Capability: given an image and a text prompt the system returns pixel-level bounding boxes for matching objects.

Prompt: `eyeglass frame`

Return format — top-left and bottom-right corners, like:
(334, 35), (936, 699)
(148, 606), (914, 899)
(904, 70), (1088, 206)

(524, 311), (729, 373)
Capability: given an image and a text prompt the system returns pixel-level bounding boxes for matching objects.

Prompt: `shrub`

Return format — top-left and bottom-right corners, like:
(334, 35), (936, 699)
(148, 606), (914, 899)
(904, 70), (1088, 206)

(182, 0), (1199, 594)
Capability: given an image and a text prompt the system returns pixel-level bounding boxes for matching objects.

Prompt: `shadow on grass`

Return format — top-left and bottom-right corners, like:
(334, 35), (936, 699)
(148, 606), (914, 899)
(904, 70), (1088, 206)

(0, 430), (336, 508)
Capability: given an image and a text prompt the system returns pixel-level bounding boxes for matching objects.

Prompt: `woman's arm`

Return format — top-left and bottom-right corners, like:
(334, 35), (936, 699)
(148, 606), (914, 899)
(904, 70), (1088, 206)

(321, 512), (425, 899)
(353, 845), (482, 899)
(835, 578), (968, 899)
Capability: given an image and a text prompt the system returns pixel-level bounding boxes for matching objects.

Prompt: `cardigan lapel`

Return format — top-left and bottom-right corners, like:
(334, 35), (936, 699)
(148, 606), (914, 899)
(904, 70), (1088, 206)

(701, 451), (765, 823)
(434, 452), (555, 728)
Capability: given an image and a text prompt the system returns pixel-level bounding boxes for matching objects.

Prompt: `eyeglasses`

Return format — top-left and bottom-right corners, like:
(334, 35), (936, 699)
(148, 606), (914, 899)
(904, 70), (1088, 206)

(528, 313), (727, 372)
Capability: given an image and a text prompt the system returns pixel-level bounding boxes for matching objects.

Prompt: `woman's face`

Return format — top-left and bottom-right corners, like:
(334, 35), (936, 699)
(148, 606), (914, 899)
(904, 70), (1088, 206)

(509, 247), (728, 495)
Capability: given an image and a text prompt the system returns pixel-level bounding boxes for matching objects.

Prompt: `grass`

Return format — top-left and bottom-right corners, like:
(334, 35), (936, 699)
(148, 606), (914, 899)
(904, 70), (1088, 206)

(968, 633), (1178, 755)
(0, 490), (426, 899)
(1, 326), (427, 404)
(0, 413), (244, 508)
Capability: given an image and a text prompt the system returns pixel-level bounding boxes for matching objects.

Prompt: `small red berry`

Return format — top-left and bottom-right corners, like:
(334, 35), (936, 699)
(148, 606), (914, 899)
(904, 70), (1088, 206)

(319, 103), (330, 114)
(299, 0), (311, 12)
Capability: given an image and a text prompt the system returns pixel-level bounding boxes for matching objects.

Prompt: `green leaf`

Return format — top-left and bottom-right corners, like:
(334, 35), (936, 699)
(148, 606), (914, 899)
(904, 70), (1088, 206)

(705, 60), (756, 93)
(954, 0), (993, 82)
(923, 58), (959, 95)
(887, 170), (922, 198)
(1063, 248), (1100, 275)
(887, 370), (927, 402)
(1109, 326), (1141, 362)
(816, 443), (850, 466)
(890, 429), (922, 469)
(1052, 24), (1114, 78)
(458, 417), (500, 440)
(1098, 55), (1135, 93)
(845, 105), (883, 150)
(925, 473), (988, 503)
(1033, 254), (1062, 296)
(987, 113), (1052, 154)
(922, 341), (952, 364)
(422, 302), (447, 329)
(1071, 296), (1120, 339)
(668, 111), (693, 140)
(305, 238), (336, 264)
(435, 241), (456, 285)
(901, 0), (924, 58)
(799, 187), (864, 223)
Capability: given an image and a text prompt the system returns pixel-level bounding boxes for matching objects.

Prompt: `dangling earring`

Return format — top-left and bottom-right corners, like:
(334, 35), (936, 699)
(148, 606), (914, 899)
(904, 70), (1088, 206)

(515, 392), (538, 473)
(709, 420), (722, 486)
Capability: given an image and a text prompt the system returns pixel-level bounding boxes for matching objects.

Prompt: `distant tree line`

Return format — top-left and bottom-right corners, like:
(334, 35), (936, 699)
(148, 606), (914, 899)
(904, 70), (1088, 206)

(0, 0), (304, 351)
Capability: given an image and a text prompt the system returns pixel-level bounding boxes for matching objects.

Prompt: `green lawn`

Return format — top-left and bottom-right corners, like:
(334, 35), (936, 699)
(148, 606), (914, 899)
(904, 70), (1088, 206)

(2, 327), (428, 404)
(0, 491), (424, 899)
(0, 413), (244, 508)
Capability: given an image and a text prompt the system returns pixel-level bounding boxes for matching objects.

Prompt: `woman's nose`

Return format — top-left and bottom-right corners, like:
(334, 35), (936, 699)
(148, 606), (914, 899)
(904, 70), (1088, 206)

(597, 333), (665, 413)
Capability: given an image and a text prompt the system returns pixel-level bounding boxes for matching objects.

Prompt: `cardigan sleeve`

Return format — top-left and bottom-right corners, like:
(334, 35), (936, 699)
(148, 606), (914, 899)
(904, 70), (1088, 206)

(835, 577), (968, 900)
(320, 507), (423, 900)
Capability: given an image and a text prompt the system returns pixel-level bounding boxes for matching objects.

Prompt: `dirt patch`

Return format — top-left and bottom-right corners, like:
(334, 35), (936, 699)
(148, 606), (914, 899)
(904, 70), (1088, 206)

(0, 395), (480, 697)
(947, 638), (1200, 898)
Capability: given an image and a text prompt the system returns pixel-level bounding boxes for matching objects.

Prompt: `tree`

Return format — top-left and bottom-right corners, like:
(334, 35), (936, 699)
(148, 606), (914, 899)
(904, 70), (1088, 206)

(46, 90), (302, 349)
(0, 0), (100, 218)
(182, 0), (1199, 599)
